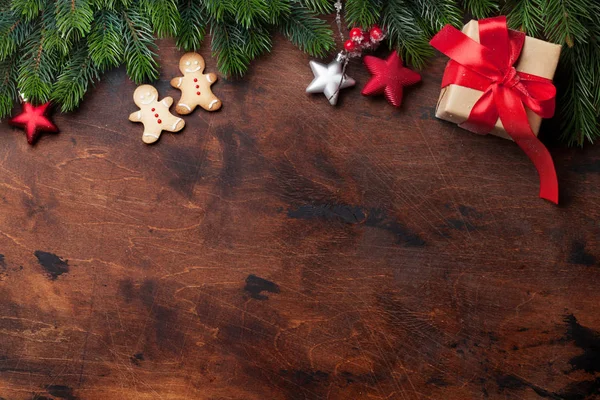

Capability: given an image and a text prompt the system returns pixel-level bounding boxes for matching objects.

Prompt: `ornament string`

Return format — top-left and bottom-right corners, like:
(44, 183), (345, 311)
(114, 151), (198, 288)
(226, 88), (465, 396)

(331, 0), (350, 103)
(334, 0), (345, 44)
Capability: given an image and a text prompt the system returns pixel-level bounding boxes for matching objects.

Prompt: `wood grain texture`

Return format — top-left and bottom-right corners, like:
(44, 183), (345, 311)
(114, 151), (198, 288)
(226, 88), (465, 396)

(0, 38), (599, 400)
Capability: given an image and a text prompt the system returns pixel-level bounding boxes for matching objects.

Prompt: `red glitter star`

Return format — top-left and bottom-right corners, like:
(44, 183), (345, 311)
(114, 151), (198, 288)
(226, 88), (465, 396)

(362, 51), (421, 108)
(9, 102), (59, 145)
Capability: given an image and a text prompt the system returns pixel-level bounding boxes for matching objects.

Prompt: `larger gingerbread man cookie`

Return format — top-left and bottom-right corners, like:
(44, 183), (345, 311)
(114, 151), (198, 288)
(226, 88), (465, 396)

(129, 85), (185, 144)
(170, 53), (222, 115)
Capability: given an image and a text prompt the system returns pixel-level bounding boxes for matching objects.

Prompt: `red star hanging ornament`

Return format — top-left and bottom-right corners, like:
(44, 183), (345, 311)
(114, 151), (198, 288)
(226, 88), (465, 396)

(362, 51), (421, 108)
(9, 102), (59, 145)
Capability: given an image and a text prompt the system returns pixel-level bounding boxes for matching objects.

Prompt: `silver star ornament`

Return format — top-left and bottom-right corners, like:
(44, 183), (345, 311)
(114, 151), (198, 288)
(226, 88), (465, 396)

(306, 57), (356, 106)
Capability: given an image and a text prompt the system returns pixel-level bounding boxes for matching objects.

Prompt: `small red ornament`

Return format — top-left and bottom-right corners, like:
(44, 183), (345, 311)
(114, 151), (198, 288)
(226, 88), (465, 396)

(344, 40), (357, 52)
(9, 102), (59, 145)
(362, 51), (421, 108)
(349, 27), (364, 42)
(369, 25), (384, 41)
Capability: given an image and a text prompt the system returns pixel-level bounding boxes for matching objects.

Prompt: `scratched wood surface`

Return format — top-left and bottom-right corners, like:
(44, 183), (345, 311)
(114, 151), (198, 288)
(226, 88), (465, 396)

(0, 37), (599, 400)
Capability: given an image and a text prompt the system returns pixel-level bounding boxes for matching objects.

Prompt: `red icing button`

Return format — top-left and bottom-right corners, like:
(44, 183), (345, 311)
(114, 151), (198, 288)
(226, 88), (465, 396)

(195, 85), (200, 89)
(155, 114), (159, 117)
(157, 119), (162, 124)
(151, 108), (155, 112)
(194, 78), (198, 82)
(196, 91), (201, 95)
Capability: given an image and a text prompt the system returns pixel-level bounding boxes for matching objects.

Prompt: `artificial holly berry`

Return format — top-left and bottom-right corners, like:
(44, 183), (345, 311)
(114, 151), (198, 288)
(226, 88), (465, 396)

(369, 25), (384, 41)
(362, 51), (421, 108)
(9, 102), (59, 145)
(344, 40), (358, 52)
(349, 27), (364, 42)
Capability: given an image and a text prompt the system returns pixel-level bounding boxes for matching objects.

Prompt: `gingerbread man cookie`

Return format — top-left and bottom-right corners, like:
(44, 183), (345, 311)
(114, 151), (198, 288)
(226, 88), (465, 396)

(170, 52), (222, 115)
(129, 85), (185, 144)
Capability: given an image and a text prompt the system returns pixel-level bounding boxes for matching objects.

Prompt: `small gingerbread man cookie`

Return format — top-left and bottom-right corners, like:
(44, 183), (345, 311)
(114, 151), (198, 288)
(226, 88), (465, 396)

(129, 85), (185, 144)
(170, 52), (222, 115)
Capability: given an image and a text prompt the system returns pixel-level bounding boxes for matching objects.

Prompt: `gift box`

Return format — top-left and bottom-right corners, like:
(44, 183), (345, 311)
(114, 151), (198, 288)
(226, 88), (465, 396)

(430, 17), (562, 203)
(434, 20), (561, 140)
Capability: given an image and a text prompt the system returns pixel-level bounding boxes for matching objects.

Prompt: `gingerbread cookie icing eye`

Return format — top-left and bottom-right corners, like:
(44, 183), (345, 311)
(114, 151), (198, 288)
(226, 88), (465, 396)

(139, 92), (155, 105)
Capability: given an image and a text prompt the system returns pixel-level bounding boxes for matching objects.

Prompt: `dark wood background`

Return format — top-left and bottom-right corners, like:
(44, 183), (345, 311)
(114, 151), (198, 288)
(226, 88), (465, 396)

(1, 36), (599, 400)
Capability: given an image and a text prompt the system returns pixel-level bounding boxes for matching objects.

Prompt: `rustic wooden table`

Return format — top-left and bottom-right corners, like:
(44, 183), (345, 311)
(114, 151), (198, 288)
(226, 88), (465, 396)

(1, 38), (599, 400)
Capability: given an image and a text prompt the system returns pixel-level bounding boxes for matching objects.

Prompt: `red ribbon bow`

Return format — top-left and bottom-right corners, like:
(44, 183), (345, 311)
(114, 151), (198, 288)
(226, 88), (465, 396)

(430, 16), (558, 204)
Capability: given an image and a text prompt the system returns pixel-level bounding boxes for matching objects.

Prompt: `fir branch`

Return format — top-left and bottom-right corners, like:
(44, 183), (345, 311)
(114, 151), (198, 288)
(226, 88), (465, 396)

(88, 8), (124, 70)
(231, 0), (269, 28)
(140, 0), (180, 38)
(240, 25), (272, 59)
(544, 0), (590, 47)
(382, 0), (433, 69)
(556, 0), (600, 146)
(265, 0), (290, 23)
(52, 43), (99, 112)
(176, 0), (207, 51)
(298, 0), (333, 14)
(460, 0), (499, 19)
(42, 1), (71, 56)
(1, 6), (36, 61)
(55, 0), (94, 39)
(95, 0), (133, 9)
(0, 9), (20, 60)
(503, 0), (544, 37)
(210, 19), (250, 76)
(345, 0), (383, 28)
(10, 0), (43, 21)
(0, 55), (18, 118)
(122, 6), (159, 83)
(17, 22), (61, 104)
(407, 0), (462, 33)
(201, 0), (234, 22)
(210, 18), (271, 76)
(558, 44), (600, 145)
(279, 2), (335, 57)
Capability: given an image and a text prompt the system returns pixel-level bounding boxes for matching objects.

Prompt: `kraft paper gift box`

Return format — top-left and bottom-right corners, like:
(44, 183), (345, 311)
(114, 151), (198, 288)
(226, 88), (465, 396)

(435, 20), (562, 140)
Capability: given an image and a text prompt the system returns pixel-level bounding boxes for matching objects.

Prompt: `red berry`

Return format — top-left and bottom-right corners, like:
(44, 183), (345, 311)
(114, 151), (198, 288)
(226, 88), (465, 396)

(349, 27), (364, 42)
(370, 26), (384, 41)
(344, 40), (357, 52)
(157, 119), (162, 124)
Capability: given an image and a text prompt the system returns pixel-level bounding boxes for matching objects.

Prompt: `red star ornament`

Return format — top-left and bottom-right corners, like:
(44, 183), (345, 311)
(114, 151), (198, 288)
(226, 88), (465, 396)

(362, 51), (421, 107)
(9, 102), (59, 145)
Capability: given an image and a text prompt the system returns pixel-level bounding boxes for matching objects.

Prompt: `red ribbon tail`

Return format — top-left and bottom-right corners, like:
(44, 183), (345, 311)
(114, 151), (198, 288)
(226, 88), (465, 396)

(512, 134), (559, 204)
(496, 87), (559, 204)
